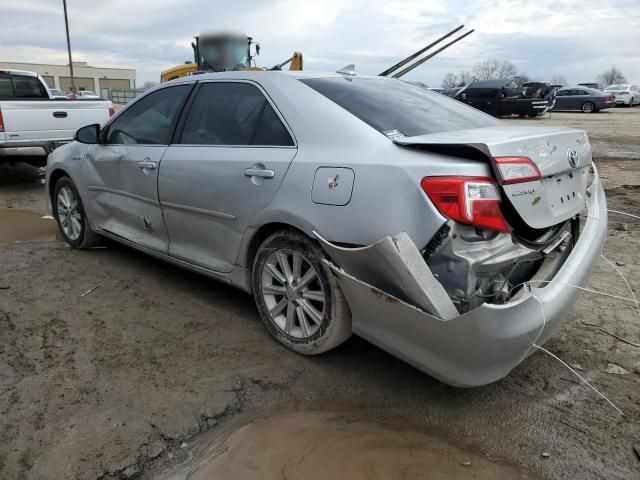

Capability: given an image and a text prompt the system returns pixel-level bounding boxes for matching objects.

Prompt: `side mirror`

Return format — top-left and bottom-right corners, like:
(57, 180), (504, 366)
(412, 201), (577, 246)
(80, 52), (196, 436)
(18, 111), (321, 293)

(75, 124), (100, 144)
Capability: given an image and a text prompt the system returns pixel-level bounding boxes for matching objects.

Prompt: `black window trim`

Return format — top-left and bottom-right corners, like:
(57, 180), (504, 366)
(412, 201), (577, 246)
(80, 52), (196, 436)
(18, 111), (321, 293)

(100, 82), (196, 147)
(172, 79), (297, 149)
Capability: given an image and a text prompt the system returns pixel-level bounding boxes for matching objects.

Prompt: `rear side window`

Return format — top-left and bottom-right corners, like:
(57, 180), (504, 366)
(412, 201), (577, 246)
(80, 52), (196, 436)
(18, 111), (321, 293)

(12, 75), (47, 98)
(105, 85), (190, 145)
(0, 75), (47, 99)
(300, 77), (500, 137)
(178, 82), (293, 146)
(0, 76), (12, 98)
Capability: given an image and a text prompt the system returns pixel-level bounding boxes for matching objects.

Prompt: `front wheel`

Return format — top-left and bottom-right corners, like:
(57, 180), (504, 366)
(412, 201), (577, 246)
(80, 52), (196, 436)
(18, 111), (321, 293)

(53, 177), (101, 248)
(252, 230), (351, 355)
(581, 101), (595, 113)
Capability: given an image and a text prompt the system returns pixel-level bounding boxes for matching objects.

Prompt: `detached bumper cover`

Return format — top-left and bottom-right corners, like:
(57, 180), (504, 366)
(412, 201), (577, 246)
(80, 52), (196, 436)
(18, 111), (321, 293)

(323, 171), (607, 387)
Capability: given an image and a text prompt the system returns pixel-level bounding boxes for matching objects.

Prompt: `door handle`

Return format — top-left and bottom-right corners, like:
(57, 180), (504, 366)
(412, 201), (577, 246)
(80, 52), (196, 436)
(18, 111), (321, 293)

(137, 160), (157, 170)
(53, 111), (68, 118)
(244, 168), (275, 179)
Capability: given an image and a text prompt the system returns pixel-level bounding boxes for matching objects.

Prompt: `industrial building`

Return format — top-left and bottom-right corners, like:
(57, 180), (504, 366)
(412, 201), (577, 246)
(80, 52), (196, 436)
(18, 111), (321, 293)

(0, 60), (136, 98)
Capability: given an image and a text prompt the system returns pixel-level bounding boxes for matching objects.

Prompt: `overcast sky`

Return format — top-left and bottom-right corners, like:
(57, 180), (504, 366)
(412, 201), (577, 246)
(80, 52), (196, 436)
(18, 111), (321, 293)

(2, 0), (639, 86)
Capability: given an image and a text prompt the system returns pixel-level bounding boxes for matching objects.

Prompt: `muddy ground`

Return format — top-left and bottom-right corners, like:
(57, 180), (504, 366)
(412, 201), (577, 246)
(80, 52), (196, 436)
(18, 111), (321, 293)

(1, 108), (639, 480)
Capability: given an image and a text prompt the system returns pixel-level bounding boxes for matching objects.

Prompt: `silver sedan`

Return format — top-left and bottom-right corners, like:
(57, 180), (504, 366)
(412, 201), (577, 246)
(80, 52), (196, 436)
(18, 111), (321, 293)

(46, 71), (607, 386)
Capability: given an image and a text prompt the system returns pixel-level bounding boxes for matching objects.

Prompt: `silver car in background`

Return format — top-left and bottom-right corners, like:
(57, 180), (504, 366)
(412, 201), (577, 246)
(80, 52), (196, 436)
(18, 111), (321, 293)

(45, 71), (607, 386)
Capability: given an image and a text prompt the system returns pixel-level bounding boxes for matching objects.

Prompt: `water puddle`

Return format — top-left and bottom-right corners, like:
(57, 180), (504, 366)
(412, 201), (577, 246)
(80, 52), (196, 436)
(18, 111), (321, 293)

(174, 411), (534, 480)
(0, 208), (59, 243)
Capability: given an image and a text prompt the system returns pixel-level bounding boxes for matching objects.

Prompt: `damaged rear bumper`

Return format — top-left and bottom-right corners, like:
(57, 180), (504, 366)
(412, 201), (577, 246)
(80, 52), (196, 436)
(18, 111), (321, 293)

(319, 170), (607, 387)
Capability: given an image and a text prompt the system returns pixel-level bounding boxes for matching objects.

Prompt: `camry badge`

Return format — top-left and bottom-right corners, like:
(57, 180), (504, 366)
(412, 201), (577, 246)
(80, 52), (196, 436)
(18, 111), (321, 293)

(567, 149), (580, 168)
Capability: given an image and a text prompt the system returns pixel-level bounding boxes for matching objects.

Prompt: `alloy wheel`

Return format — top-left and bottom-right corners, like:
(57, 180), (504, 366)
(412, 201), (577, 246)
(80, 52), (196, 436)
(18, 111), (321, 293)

(56, 186), (83, 241)
(260, 249), (326, 339)
(582, 102), (594, 113)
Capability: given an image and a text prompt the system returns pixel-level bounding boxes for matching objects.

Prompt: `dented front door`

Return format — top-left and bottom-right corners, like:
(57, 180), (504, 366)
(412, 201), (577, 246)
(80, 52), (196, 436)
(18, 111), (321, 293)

(86, 143), (169, 252)
(84, 84), (192, 253)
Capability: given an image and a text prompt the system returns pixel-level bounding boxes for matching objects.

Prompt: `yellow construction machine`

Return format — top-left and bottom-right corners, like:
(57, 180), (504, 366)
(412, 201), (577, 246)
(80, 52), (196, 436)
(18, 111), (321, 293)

(160, 32), (303, 83)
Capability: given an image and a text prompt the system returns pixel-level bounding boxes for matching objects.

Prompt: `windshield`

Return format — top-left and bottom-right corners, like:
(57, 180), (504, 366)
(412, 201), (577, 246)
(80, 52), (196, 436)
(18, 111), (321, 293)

(606, 85), (629, 91)
(300, 77), (500, 137)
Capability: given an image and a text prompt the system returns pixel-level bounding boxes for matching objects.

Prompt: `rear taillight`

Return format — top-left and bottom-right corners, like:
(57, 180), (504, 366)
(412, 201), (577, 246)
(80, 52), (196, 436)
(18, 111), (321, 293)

(421, 176), (510, 233)
(0, 107), (4, 132)
(492, 156), (541, 185)
(108, 106), (116, 117)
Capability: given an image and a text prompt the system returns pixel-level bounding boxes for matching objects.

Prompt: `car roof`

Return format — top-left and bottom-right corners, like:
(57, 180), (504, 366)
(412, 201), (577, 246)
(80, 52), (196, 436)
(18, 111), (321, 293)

(558, 85), (601, 93)
(0, 68), (39, 77)
(166, 69), (397, 85)
(465, 79), (514, 89)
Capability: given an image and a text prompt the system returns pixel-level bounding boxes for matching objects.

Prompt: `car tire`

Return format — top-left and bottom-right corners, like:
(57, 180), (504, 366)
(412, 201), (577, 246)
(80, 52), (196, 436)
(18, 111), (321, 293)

(52, 176), (101, 249)
(581, 101), (595, 113)
(252, 229), (352, 355)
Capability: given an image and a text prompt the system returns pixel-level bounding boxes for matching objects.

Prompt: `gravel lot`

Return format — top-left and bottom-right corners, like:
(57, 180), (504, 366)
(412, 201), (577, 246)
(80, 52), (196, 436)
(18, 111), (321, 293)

(1, 108), (639, 480)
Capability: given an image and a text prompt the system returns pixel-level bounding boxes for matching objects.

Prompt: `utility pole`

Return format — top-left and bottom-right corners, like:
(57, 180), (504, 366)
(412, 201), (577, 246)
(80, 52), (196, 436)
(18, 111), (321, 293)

(62, 0), (76, 95)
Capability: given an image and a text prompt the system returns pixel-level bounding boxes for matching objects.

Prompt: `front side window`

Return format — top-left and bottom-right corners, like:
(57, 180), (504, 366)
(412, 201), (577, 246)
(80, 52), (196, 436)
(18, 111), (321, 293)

(179, 82), (293, 146)
(105, 85), (190, 145)
(300, 77), (500, 137)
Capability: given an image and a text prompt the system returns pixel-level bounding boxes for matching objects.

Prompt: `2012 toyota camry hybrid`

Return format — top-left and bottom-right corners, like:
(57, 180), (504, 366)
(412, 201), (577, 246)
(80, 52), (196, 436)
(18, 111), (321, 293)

(45, 71), (607, 387)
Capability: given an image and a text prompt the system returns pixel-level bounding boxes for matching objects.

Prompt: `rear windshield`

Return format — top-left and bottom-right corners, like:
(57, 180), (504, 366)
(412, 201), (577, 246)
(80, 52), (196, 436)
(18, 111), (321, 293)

(300, 77), (500, 137)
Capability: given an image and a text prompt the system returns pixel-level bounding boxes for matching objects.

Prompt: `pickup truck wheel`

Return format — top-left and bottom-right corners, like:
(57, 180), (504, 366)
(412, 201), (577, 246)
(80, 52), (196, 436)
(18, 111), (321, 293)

(581, 101), (595, 113)
(53, 177), (101, 249)
(252, 230), (351, 355)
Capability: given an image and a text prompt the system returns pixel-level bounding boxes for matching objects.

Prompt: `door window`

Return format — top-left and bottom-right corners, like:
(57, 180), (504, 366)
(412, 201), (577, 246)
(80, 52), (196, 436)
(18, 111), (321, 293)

(0, 75), (47, 99)
(105, 85), (190, 145)
(0, 76), (12, 98)
(178, 82), (293, 146)
(12, 75), (47, 98)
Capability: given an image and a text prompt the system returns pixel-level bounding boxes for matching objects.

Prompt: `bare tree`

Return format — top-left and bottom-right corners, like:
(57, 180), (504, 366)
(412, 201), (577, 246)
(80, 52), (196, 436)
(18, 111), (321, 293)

(513, 74), (530, 87)
(597, 66), (626, 87)
(142, 81), (159, 90)
(472, 59), (518, 80)
(441, 73), (458, 88)
(550, 74), (567, 85)
(441, 70), (473, 88)
(457, 69), (473, 86)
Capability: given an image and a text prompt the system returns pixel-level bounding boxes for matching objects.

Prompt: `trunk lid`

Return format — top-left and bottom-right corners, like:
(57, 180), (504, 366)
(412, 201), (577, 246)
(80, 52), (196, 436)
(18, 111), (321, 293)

(394, 126), (592, 229)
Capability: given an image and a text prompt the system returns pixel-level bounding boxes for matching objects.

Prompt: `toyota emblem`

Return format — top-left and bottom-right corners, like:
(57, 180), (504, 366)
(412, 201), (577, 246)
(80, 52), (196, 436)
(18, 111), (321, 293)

(567, 149), (580, 168)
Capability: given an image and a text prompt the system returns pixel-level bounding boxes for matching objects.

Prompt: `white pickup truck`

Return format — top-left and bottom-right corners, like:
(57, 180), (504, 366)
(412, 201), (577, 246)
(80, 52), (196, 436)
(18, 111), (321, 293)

(0, 69), (115, 166)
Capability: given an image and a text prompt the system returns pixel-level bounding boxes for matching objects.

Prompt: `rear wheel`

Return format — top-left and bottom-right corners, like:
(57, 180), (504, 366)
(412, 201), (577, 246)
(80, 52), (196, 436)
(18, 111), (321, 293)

(581, 101), (595, 113)
(53, 177), (101, 249)
(252, 230), (351, 355)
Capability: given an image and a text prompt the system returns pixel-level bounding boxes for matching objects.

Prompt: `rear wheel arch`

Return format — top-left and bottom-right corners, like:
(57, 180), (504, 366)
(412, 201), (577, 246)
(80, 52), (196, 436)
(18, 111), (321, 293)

(244, 222), (310, 271)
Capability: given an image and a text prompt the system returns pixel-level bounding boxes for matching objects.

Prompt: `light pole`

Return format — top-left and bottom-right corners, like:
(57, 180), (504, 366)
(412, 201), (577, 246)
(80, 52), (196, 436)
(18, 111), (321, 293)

(62, 0), (76, 95)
